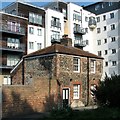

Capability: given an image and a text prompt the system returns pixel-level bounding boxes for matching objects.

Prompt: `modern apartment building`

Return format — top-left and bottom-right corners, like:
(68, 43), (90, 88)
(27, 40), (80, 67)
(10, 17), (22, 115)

(3, 1), (45, 54)
(0, 12), (27, 85)
(0, 1), (120, 84)
(84, 2), (120, 78)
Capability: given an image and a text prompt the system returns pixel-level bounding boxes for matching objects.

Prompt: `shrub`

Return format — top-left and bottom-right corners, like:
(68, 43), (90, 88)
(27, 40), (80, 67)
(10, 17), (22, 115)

(96, 74), (120, 107)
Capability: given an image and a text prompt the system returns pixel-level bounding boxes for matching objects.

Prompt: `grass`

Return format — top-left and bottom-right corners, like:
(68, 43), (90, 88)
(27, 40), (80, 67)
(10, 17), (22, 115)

(43, 107), (120, 120)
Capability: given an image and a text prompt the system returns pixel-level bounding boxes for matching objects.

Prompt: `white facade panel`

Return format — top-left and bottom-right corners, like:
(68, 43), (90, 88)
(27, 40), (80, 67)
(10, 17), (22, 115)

(45, 8), (64, 47)
(27, 25), (44, 54)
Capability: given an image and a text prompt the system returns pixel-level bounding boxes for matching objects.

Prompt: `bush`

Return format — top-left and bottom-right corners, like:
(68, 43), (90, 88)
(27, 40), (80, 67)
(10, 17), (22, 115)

(96, 74), (120, 107)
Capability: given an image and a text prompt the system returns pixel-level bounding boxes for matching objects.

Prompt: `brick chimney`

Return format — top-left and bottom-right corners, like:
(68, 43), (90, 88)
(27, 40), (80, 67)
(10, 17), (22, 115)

(60, 35), (72, 46)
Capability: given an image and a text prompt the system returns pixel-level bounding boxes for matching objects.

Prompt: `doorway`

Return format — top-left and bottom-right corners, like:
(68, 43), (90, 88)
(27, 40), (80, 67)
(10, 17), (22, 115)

(62, 88), (69, 108)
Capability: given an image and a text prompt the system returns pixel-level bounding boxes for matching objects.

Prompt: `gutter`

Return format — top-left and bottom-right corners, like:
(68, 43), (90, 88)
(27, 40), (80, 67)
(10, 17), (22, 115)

(86, 57), (90, 106)
(10, 59), (23, 74)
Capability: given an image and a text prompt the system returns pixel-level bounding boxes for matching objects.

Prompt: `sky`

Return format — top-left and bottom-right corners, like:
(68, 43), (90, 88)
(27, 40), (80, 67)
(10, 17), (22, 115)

(0, 0), (98, 10)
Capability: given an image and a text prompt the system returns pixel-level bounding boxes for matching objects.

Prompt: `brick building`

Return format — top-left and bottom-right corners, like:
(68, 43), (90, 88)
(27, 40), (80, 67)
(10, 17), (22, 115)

(2, 37), (103, 117)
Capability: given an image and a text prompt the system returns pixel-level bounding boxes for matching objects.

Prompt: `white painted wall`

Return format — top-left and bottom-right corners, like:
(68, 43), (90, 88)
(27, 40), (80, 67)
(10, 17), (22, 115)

(45, 8), (64, 47)
(27, 25), (44, 54)
(92, 9), (119, 78)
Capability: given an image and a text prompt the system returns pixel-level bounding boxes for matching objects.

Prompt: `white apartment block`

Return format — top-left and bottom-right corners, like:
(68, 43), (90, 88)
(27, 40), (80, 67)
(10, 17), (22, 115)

(1, 1), (120, 82)
(92, 9), (120, 78)
(45, 8), (64, 47)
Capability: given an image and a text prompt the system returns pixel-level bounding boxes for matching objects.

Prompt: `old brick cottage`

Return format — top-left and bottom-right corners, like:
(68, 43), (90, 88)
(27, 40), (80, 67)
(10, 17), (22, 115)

(2, 37), (103, 117)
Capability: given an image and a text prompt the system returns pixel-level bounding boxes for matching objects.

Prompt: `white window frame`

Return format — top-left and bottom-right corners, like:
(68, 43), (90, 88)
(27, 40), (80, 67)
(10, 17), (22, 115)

(3, 76), (11, 85)
(37, 43), (42, 50)
(29, 27), (34, 34)
(37, 28), (42, 36)
(73, 84), (80, 99)
(73, 57), (80, 73)
(90, 59), (96, 73)
(29, 42), (34, 49)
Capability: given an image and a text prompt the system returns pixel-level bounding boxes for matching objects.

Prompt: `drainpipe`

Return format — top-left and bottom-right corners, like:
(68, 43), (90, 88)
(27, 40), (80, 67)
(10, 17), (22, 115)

(86, 57), (89, 106)
(22, 57), (24, 85)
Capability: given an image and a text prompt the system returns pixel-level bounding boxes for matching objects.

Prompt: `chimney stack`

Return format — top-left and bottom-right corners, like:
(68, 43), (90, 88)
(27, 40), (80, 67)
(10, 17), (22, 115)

(60, 35), (72, 46)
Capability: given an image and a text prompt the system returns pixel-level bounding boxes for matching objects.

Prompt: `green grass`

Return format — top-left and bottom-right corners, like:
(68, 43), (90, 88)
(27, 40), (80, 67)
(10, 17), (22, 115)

(43, 107), (120, 120)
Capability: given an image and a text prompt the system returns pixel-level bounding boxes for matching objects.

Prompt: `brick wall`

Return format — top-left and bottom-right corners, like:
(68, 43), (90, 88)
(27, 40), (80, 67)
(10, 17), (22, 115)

(2, 78), (58, 118)
(3, 53), (103, 117)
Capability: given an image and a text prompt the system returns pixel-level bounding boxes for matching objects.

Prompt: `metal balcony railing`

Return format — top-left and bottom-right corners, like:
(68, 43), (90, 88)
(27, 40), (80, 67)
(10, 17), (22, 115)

(51, 35), (61, 43)
(0, 42), (25, 52)
(73, 27), (86, 35)
(0, 23), (25, 35)
(88, 16), (97, 29)
(74, 40), (88, 47)
(51, 20), (61, 29)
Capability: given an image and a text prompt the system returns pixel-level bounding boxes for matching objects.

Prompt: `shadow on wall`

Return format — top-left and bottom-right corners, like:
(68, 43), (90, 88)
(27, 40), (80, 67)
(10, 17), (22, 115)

(44, 94), (62, 111)
(2, 90), (34, 118)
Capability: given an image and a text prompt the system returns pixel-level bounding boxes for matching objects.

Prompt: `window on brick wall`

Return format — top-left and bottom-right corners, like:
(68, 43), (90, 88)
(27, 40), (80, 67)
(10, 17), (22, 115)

(73, 57), (80, 72)
(3, 76), (11, 85)
(90, 59), (96, 73)
(73, 84), (80, 99)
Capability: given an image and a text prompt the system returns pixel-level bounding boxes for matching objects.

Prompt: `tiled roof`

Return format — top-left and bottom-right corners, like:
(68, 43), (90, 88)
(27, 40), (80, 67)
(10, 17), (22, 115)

(24, 44), (103, 59)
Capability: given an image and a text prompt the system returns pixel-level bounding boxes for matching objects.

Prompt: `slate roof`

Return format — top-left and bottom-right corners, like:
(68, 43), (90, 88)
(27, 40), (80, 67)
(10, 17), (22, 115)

(24, 43), (103, 59)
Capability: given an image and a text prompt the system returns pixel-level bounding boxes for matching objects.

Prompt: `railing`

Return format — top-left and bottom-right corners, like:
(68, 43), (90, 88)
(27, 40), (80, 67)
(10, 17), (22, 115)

(0, 41), (25, 52)
(88, 16), (97, 29)
(51, 20), (61, 29)
(0, 23), (25, 35)
(73, 27), (86, 35)
(74, 40), (88, 47)
(51, 35), (61, 43)
(0, 57), (14, 69)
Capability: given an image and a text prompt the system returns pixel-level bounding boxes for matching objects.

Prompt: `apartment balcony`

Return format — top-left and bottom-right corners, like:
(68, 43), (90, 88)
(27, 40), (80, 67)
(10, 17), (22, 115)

(0, 41), (25, 52)
(73, 27), (86, 35)
(74, 40), (88, 48)
(88, 16), (97, 29)
(0, 23), (25, 35)
(51, 20), (61, 29)
(0, 58), (14, 70)
(51, 35), (61, 44)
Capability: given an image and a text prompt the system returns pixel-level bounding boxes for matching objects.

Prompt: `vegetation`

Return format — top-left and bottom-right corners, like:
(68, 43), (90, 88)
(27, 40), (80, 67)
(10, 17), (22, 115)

(95, 74), (120, 107)
(43, 107), (120, 120)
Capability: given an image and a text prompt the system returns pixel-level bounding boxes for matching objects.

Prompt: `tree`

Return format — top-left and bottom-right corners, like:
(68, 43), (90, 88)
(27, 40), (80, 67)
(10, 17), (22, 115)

(95, 74), (120, 107)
